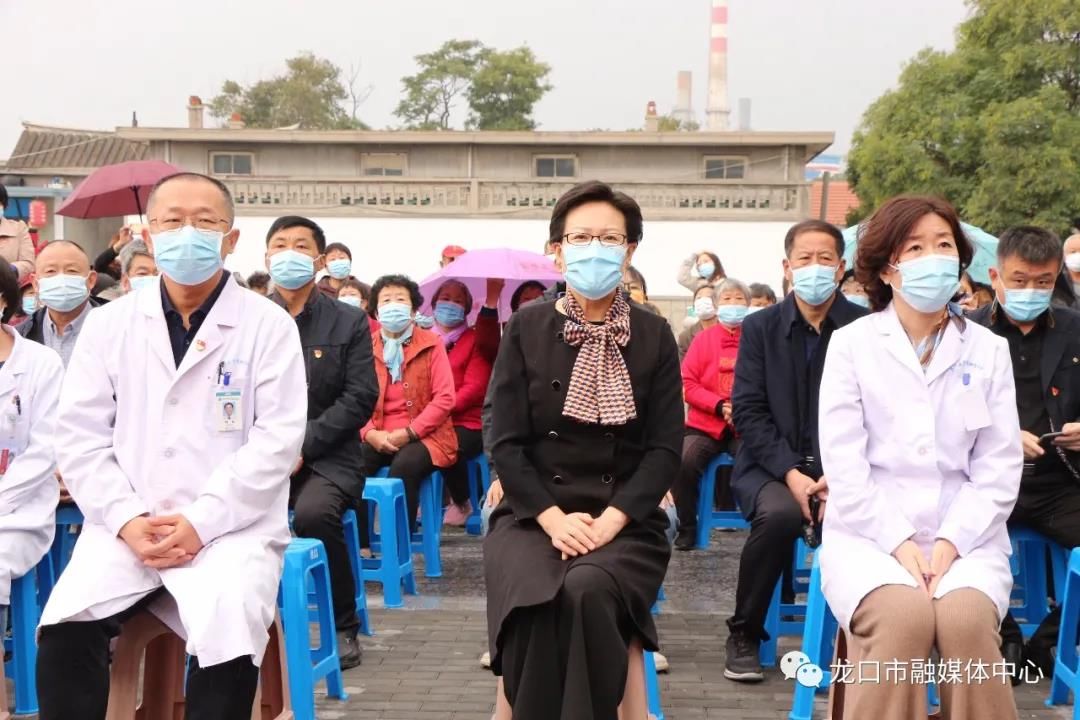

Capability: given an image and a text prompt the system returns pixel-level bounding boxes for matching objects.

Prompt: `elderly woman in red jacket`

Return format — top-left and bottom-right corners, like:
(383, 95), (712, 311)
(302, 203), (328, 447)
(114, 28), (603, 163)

(673, 277), (750, 550)
(429, 278), (502, 525)
(360, 274), (458, 537)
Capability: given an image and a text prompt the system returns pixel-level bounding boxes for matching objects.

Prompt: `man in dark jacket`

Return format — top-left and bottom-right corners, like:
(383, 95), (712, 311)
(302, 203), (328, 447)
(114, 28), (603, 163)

(725, 220), (867, 682)
(972, 226), (1080, 678)
(19, 240), (104, 368)
(265, 215), (379, 668)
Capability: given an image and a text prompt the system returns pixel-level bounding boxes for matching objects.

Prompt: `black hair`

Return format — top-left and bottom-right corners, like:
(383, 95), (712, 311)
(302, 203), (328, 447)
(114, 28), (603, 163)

(784, 219), (844, 258)
(0, 263), (19, 323)
(266, 215), (326, 253)
(749, 282), (777, 303)
(148, 172), (234, 222)
(624, 265), (648, 297)
(368, 274), (423, 319)
(511, 281), (547, 312)
(324, 242), (352, 261)
(549, 180), (644, 246)
(0, 185), (8, 208)
(340, 278), (371, 301)
(996, 226), (1062, 267)
(246, 271), (271, 290)
(697, 251), (725, 282)
(432, 279), (474, 315)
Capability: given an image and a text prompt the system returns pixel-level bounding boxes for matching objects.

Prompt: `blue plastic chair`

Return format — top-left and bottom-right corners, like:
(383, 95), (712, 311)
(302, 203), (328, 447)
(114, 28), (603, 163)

(3, 563), (43, 715)
(371, 467), (444, 578)
(465, 455), (492, 536)
(1009, 526), (1069, 637)
(361, 476), (418, 608)
(278, 538), (347, 720)
(762, 538), (813, 668)
(341, 509), (372, 636)
(644, 650), (664, 720)
(694, 453), (746, 549)
(1047, 547), (1080, 718)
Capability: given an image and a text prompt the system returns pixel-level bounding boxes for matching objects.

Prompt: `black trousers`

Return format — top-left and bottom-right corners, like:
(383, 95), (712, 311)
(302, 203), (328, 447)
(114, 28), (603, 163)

(36, 591), (259, 720)
(360, 440), (436, 544)
(501, 565), (634, 720)
(290, 468), (360, 635)
(674, 429), (735, 532)
(727, 479), (803, 641)
(444, 426), (484, 505)
(1000, 479), (1080, 646)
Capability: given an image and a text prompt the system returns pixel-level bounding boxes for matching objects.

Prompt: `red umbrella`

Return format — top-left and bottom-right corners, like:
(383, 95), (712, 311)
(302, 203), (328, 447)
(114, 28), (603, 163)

(57, 160), (183, 219)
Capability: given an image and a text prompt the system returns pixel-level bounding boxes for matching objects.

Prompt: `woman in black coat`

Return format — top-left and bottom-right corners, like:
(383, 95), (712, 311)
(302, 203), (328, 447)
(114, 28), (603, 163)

(484, 181), (684, 720)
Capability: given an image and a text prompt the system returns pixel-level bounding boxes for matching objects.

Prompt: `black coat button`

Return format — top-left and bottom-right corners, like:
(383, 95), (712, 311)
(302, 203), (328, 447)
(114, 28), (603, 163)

(548, 430), (559, 439)
(551, 379), (561, 391)
(601, 474), (614, 484)
(556, 331), (564, 341)
(553, 475), (564, 484)
(604, 432), (614, 441)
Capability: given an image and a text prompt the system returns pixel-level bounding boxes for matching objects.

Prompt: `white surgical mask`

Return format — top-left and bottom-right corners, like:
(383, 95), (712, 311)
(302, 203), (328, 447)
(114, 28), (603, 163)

(1065, 252), (1080, 272)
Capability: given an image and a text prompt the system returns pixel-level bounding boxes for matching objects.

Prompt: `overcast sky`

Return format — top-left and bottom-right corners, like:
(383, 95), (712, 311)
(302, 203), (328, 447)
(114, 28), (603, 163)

(2, 0), (969, 159)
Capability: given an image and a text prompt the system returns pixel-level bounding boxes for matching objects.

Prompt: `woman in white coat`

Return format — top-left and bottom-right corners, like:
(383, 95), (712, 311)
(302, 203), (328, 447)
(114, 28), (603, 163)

(818, 195), (1022, 720)
(0, 262), (64, 627)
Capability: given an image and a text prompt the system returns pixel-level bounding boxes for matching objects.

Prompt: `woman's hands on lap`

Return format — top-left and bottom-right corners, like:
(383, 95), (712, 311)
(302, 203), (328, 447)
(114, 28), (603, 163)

(892, 538), (958, 595)
(892, 539), (931, 592)
(537, 506), (630, 560)
(927, 539), (958, 596)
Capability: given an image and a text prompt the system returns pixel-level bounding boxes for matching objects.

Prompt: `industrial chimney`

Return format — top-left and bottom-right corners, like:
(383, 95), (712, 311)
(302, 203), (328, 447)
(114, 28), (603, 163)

(705, 0), (731, 131)
(187, 96), (204, 129)
(672, 71), (694, 126)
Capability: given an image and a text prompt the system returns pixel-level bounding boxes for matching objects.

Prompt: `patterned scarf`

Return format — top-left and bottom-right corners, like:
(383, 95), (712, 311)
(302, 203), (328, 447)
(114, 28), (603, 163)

(382, 324), (414, 383)
(561, 291), (637, 425)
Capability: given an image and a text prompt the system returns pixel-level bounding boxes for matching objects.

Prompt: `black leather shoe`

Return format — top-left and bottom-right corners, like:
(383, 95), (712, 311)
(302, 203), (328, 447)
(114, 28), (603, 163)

(674, 528), (697, 551)
(338, 631), (362, 670)
(1001, 638), (1023, 687)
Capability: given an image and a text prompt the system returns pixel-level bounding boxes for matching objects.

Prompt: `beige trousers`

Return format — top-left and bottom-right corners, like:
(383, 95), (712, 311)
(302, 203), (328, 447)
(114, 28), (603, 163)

(835, 584), (1018, 720)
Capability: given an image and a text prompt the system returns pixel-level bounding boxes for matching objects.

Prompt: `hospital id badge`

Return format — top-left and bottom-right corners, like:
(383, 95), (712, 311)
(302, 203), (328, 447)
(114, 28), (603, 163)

(215, 389), (242, 432)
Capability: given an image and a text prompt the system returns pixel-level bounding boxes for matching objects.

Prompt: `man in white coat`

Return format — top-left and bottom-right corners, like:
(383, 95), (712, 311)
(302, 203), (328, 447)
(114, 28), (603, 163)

(36, 172), (308, 720)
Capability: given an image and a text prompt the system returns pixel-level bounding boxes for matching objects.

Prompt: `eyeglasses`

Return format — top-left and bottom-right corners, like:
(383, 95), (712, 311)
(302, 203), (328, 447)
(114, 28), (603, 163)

(562, 232), (628, 247)
(149, 216), (229, 232)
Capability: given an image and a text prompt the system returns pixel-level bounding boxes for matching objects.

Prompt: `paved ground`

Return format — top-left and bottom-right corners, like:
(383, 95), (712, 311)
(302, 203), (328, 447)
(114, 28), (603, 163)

(316, 528), (1072, 720)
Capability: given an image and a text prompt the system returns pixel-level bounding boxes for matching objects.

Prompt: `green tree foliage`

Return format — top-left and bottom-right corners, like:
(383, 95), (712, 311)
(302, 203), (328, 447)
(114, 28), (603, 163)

(467, 47), (553, 130)
(209, 53), (368, 130)
(395, 41), (553, 131)
(656, 115), (701, 132)
(847, 0), (1080, 233)
(394, 40), (486, 130)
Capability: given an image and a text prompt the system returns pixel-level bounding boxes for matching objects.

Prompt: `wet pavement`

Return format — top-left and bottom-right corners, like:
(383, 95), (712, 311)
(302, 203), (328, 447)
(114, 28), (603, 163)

(317, 528), (1071, 719)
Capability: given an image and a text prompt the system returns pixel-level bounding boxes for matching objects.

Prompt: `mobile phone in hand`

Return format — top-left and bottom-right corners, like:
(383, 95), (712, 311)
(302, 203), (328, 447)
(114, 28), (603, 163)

(1039, 431), (1064, 446)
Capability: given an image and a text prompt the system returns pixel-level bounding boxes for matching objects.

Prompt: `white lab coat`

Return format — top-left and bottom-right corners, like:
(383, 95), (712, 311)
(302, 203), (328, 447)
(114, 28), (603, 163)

(817, 304), (1022, 632)
(0, 328), (63, 605)
(40, 277), (307, 666)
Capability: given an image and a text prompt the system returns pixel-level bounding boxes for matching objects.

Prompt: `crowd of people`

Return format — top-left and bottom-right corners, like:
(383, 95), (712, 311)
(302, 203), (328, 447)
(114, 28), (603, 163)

(0, 176), (1078, 720)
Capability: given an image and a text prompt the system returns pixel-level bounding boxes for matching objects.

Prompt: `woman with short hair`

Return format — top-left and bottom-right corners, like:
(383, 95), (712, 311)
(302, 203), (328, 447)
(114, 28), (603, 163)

(818, 195), (1021, 719)
(485, 181), (682, 719)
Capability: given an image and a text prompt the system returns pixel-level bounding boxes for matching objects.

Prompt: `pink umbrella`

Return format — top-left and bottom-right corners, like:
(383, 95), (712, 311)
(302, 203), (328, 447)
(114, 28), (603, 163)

(57, 160), (183, 219)
(418, 248), (563, 321)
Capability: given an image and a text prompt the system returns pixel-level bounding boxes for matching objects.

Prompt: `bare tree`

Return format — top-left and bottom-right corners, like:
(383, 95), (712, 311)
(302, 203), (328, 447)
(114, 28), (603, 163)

(345, 61), (374, 127)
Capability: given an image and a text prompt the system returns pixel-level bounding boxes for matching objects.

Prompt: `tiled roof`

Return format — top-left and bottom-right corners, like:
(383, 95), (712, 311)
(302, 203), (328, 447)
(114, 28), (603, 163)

(809, 178), (861, 227)
(3, 123), (147, 170)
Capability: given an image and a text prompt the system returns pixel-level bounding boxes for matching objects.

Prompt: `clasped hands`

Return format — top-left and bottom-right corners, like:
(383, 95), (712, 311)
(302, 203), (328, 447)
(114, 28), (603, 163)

(119, 513), (205, 570)
(537, 505), (629, 561)
(892, 537), (958, 597)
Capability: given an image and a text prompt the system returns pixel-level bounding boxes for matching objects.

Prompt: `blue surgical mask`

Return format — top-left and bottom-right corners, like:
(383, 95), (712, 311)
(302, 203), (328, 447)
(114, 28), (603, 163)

(844, 293), (871, 309)
(746, 306), (763, 316)
(562, 242), (627, 300)
(717, 304), (748, 327)
(1002, 288), (1052, 323)
(434, 301), (466, 328)
(38, 274), (89, 312)
(892, 255), (960, 313)
(151, 226), (224, 285)
(268, 250), (315, 290)
(378, 302), (413, 333)
(327, 258), (352, 280)
(791, 264), (839, 306)
(21, 295), (37, 315)
(128, 275), (157, 293)
(698, 262), (715, 279)
(338, 295), (363, 309)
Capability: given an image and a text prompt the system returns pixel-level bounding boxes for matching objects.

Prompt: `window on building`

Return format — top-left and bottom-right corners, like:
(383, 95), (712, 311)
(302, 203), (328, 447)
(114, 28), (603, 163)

(534, 156), (577, 178)
(361, 153), (407, 176)
(703, 156), (747, 180)
(210, 152), (254, 175)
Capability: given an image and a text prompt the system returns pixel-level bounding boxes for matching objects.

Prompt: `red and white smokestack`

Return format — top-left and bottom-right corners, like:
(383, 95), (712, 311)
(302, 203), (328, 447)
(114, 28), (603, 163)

(706, 0), (731, 131)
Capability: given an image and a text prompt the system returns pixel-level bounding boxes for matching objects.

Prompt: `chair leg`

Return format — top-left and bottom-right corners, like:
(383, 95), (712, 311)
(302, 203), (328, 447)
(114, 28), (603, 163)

(10, 569), (40, 716)
(694, 468), (716, 550)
